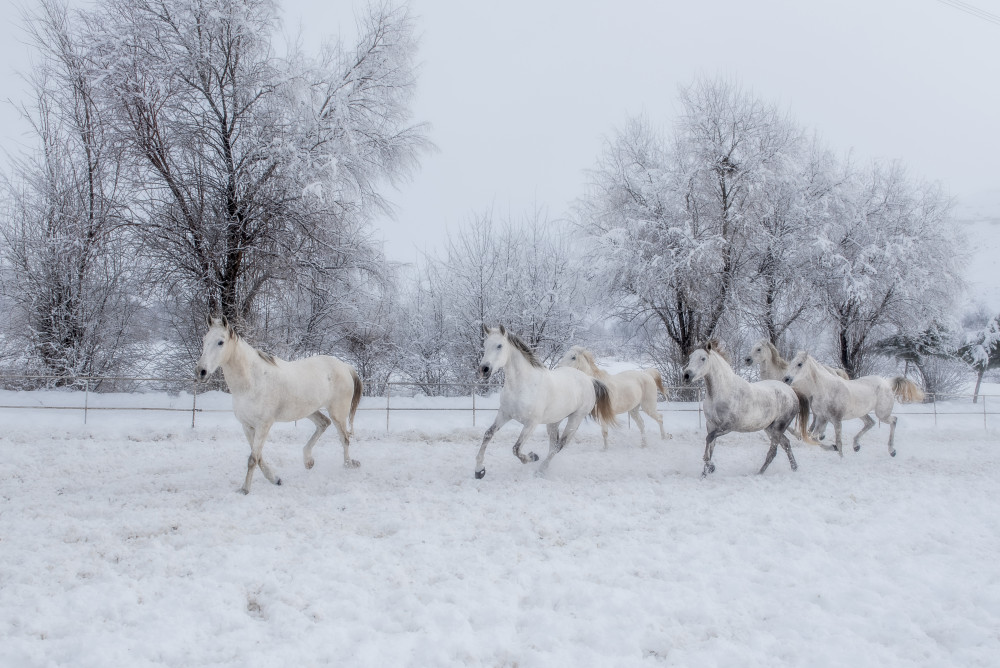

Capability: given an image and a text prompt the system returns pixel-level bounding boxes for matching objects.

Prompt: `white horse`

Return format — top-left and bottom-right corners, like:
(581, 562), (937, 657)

(195, 316), (363, 494)
(683, 342), (807, 477)
(743, 339), (849, 443)
(557, 346), (671, 448)
(474, 325), (617, 479)
(782, 351), (924, 458)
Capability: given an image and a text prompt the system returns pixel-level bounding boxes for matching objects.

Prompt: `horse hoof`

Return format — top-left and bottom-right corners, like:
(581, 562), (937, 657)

(344, 460), (361, 469)
(791, 463), (798, 471)
(275, 478), (282, 486)
(304, 459), (314, 470)
(890, 450), (897, 458)
(238, 488), (249, 495)
(528, 452), (539, 462)
(853, 445), (861, 452)
(475, 468), (486, 479)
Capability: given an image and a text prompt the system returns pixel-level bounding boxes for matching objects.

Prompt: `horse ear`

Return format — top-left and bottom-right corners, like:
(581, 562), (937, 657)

(499, 324), (507, 337)
(704, 340), (713, 352)
(481, 323), (490, 338)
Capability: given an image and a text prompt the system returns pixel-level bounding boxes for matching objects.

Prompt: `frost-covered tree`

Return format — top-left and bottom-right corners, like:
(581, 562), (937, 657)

(958, 312), (1000, 403)
(396, 209), (588, 392)
(811, 162), (962, 378)
(73, 0), (428, 355)
(0, 0), (148, 382)
(577, 79), (815, 376)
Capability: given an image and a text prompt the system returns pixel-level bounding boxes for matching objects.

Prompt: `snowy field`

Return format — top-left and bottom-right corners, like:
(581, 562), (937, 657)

(2, 389), (999, 667)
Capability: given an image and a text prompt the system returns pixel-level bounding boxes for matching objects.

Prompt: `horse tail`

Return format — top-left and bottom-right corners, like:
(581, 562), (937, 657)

(645, 368), (666, 397)
(349, 368), (363, 434)
(591, 379), (619, 428)
(891, 376), (925, 403)
(796, 391), (821, 445)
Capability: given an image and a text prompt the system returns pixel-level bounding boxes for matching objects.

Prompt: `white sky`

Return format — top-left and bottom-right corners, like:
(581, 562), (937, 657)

(3, 0), (999, 266)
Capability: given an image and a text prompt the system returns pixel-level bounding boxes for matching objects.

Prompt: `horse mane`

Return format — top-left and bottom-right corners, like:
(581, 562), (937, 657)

(215, 319), (279, 368)
(762, 341), (788, 372)
(256, 349), (278, 366)
(574, 347), (600, 371)
(504, 329), (545, 369)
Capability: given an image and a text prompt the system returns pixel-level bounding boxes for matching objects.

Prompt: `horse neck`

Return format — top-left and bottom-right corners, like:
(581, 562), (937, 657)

(219, 337), (259, 393)
(502, 346), (544, 387)
(765, 345), (788, 375)
(703, 354), (742, 399)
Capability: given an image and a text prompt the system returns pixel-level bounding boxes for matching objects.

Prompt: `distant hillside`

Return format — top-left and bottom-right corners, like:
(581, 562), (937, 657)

(953, 189), (1000, 311)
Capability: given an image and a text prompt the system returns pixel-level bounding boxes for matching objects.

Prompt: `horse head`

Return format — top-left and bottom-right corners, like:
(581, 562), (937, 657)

(556, 345), (592, 374)
(478, 325), (510, 380)
(196, 316), (235, 380)
(782, 351), (809, 386)
(745, 339), (768, 367)
(683, 348), (713, 383)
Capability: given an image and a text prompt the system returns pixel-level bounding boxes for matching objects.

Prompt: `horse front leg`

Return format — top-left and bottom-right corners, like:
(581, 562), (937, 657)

(761, 430), (797, 474)
(702, 428), (725, 477)
(475, 414), (510, 479)
(853, 414), (876, 452)
(832, 420), (844, 458)
(241, 422), (278, 494)
(302, 411), (331, 470)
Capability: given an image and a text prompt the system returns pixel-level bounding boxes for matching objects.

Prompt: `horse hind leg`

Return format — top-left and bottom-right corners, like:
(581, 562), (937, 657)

(640, 394), (671, 441)
(758, 427), (781, 475)
(889, 414), (898, 457)
(853, 414), (876, 452)
(538, 412), (586, 475)
(302, 411), (331, 470)
(330, 410), (360, 469)
(629, 407), (647, 448)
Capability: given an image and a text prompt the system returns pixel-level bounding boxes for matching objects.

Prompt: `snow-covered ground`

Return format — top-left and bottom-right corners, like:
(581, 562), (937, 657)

(1, 388), (999, 667)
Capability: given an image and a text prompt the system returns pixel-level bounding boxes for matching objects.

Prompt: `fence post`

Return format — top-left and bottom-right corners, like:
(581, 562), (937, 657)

(984, 395), (988, 431)
(84, 378), (89, 425)
(933, 393), (937, 427)
(192, 380), (198, 428)
(386, 383), (391, 432)
(698, 387), (703, 429)
(472, 385), (476, 427)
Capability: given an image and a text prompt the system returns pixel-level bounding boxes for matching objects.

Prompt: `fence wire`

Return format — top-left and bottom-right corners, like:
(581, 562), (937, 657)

(0, 375), (996, 431)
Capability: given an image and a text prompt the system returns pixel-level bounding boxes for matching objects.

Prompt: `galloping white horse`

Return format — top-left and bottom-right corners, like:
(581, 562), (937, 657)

(557, 346), (671, 448)
(683, 342), (807, 477)
(743, 338), (848, 443)
(782, 351), (924, 458)
(196, 316), (363, 494)
(474, 325), (617, 479)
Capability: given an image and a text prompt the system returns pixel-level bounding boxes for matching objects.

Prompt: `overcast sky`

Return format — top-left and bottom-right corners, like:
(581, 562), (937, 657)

(3, 0), (999, 265)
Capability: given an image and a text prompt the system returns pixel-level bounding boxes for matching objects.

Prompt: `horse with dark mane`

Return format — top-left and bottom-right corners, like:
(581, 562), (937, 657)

(474, 325), (617, 478)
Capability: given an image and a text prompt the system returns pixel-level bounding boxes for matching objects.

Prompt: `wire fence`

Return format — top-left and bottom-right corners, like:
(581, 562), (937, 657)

(0, 374), (996, 431)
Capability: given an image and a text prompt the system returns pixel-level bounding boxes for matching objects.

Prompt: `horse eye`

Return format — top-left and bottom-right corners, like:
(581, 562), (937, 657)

(797, 362), (802, 367)
(218, 340), (224, 346)
(496, 344), (502, 349)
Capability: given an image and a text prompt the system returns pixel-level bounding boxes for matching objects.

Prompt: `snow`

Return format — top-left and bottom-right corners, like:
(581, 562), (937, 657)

(2, 389), (999, 666)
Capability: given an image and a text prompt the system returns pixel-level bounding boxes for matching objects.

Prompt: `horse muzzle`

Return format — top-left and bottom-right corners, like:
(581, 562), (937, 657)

(744, 357), (752, 366)
(682, 371), (692, 383)
(782, 376), (793, 385)
(196, 366), (209, 381)
(478, 364), (491, 380)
